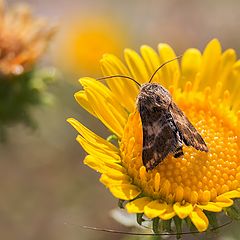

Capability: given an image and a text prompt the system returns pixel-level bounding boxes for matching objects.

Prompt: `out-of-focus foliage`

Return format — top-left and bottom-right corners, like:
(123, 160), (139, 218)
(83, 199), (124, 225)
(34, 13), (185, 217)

(0, 68), (57, 141)
(0, 0), (57, 142)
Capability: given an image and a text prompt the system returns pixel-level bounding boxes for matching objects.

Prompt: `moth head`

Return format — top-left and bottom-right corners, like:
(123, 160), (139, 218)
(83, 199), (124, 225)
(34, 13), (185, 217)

(138, 83), (172, 107)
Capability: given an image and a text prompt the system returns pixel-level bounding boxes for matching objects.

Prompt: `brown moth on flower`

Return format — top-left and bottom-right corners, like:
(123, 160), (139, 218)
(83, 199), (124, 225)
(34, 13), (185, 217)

(137, 82), (208, 171)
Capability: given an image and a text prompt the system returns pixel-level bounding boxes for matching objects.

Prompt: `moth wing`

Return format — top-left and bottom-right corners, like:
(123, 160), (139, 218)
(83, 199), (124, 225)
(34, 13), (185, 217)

(169, 102), (208, 152)
(140, 106), (178, 171)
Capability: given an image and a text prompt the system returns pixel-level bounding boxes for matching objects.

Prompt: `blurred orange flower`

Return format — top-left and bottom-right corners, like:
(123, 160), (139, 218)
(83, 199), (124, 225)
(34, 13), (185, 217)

(56, 16), (130, 76)
(0, 0), (56, 76)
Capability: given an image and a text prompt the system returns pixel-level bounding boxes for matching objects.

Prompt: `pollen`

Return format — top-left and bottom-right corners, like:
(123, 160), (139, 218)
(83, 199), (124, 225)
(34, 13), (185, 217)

(120, 92), (239, 204)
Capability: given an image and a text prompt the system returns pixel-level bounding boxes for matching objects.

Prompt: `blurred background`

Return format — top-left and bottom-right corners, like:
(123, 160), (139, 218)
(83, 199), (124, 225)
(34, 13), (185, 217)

(0, 0), (240, 239)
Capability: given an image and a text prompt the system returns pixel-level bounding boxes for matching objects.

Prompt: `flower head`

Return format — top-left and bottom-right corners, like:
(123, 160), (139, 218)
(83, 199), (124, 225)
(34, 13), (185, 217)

(0, 0), (55, 76)
(0, 1), (57, 142)
(68, 39), (240, 234)
(55, 16), (129, 76)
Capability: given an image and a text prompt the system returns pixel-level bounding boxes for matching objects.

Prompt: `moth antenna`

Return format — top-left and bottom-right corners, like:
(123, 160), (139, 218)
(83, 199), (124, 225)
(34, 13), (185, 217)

(65, 219), (232, 236)
(148, 55), (183, 83)
(97, 75), (141, 87)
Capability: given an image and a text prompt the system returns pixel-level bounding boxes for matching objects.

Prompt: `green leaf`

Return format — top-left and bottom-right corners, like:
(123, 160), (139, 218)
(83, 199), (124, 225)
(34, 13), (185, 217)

(136, 213), (144, 226)
(118, 199), (125, 209)
(205, 211), (219, 230)
(0, 67), (57, 143)
(162, 219), (172, 232)
(225, 204), (240, 220)
(152, 217), (160, 234)
(173, 216), (182, 239)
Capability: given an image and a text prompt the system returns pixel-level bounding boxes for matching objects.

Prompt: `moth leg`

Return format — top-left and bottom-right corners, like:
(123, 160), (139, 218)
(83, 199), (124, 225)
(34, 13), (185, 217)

(173, 131), (184, 158)
(174, 146), (184, 158)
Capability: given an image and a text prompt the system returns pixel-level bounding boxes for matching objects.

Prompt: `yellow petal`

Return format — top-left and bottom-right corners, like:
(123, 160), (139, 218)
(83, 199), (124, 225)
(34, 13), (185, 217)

(144, 200), (167, 219)
(74, 91), (96, 117)
(197, 202), (222, 212)
(189, 207), (209, 232)
(100, 173), (131, 187)
(158, 204), (176, 220)
(214, 195), (234, 208)
(158, 43), (180, 88)
(181, 48), (201, 87)
(217, 49), (236, 95)
(104, 169), (128, 180)
(140, 45), (161, 83)
(220, 190), (240, 199)
(76, 135), (120, 162)
(125, 197), (152, 213)
(84, 155), (129, 181)
(82, 78), (128, 121)
(124, 48), (150, 83)
(67, 118), (119, 154)
(80, 77), (128, 137)
(109, 184), (141, 200)
(197, 39), (222, 90)
(100, 54), (138, 112)
(83, 155), (124, 174)
(83, 155), (106, 173)
(101, 159), (125, 171)
(101, 53), (130, 76)
(85, 90), (125, 137)
(173, 202), (193, 219)
(231, 60), (240, 110)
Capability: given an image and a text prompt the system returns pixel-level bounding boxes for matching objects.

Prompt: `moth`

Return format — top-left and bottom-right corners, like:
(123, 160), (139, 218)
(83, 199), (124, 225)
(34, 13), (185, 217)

(136, 83), (208, 171)
(99, 56), (208, 171)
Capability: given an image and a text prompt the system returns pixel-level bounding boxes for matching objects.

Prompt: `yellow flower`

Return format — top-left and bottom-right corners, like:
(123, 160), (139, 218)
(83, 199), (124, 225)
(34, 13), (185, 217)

(55, 16), (129, 76)
(0, 0), (56, 76)
(68, 39), (240, 234)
